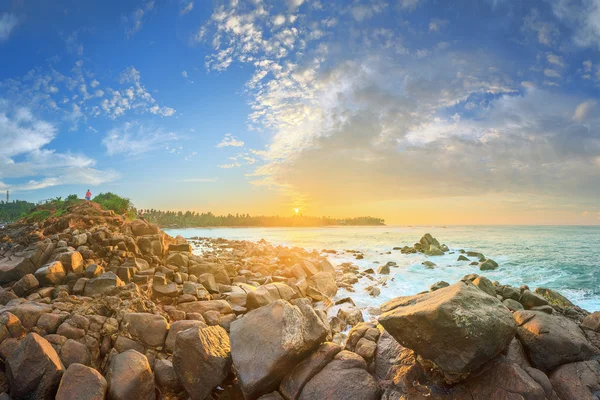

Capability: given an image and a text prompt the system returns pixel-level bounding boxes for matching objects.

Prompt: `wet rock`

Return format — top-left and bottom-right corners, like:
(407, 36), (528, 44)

(421, 261), (436, 269)
(581, 311), (600, 331)
(514, 310), (598, 371)
(279, 342), (342, 400)
(56, 363), (107, 400)
(230, 299), (328, 399)
(298, 350), (381, 400)
(173, 325), (231, 400)
(105, 349), (155, 400)
(479, 258), (498, 271)
(6, 332), (64, 400)
(377, 265), (390, 274)
(519, 290), (549, 309)
(457, 255), (469, 261)
(379, 281), (516, 380)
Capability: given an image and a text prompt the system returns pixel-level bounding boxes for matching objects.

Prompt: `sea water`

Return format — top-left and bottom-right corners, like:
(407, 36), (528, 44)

(165, 225), (600, 312)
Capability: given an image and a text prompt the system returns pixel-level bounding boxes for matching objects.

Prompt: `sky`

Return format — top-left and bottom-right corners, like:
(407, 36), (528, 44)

(0, 0), (599, 225)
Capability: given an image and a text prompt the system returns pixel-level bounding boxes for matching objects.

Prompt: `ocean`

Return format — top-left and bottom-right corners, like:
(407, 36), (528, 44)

(164, 225), (600, 312)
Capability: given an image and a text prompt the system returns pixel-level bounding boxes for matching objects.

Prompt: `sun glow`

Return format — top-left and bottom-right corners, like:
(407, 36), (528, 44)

(294, 208), (300, 214)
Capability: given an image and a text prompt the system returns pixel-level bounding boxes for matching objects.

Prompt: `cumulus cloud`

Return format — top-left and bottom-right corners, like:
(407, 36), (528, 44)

(552, 0), (600, 49)
(218, 162), (242, 168)
(0, 13), (19, 42)
(216, 133), (244, 148)
(103, 121), (178, 156)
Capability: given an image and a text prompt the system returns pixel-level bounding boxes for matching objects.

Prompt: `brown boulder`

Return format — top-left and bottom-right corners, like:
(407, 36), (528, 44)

(173, 325), (231, 400)
(56, 363), (107, 400)
(122, 313), (169, 348)
(298, 350), (380, 400)
(106, 349), (155, 400)
(230, 299), (329, 399)
(549, 360), (600, 400)
(514, 310), (598, 371)
(6, 332), (64, 400)
(279, 342), (342, 400)
(379, 281), (516, 380)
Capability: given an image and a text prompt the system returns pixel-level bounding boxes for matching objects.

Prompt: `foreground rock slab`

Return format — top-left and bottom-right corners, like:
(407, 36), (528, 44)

(173, 325), (231, 400)
(514, 310), (598, 371)
(6, 332), (64, 400)
(298, 350), (380, 400)
(230, 299), (329, 399)
(56, 363), (107, 400)
(106, 349), (155, 400)
(378, 280), (516, 380)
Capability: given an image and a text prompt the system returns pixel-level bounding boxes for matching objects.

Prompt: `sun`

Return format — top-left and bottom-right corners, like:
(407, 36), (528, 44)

(294, 208), (300, 214)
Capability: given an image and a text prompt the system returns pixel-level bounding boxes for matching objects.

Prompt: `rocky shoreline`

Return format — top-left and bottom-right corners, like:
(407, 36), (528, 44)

(0, 202), (598, 399)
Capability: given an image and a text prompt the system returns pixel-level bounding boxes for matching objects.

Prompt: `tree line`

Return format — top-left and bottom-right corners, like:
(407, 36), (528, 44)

(0, 200), (36, 223)
(141, 209), (385, 227)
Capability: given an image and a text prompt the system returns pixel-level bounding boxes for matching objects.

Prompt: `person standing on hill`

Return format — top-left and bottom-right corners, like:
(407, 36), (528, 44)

(85, 189), (92, 201)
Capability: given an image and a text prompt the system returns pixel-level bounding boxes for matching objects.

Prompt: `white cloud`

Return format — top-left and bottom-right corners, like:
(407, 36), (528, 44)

(124, 0), (155, 38)
(272, 15), (286, 26)
(544, 69), (561, 78)
(180, 1), (194, 15)
(546, 53), (564, 67)
(429, 19), (448, 32)
(103, 122), (178, 156)
(583, 60), (593, 72)
(216, 133), (244, 148)
(182, 70), (188, 78)
(552, 0), (600, 49)
(573, 100), (596, 122)
(218, 162), (242, 168)
(286, 0), (304, 11)
(0, 13), (19, 42)
(523, 9), (558, 46)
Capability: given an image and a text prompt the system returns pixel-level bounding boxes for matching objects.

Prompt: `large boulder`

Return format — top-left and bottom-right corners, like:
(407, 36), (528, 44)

(12, 273), (39, 297)
(105, 350), (155, 400)
(54, 251), (84, 274)
(34, 261), (67, 286)
(514, 310), (598, 371)
(230, 299), (329, 399)
(6, 332), (64, 400)
(0, 302), (52, 330)
(122, 313), (169, 348)
(549, 360), (600, 400)
(298, 350), (381, 400)
(246, 283), (297, 310)
(378, 281), (516, 380)
(84, 272), (124, 296)
(56, 363), (107, 400)
(307, 272), (337, 298)
(173, 325), (231, 400)
(165, 320), (207, 353)
(279, 342), (342, 400)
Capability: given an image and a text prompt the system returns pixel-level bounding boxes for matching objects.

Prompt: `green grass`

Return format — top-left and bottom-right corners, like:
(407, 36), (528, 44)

(92, 192), (137, 219)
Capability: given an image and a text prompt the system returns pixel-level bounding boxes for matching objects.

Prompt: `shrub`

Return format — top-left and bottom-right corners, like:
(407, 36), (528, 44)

(92, 192), (136, 218)
(66, 194), (79, 201)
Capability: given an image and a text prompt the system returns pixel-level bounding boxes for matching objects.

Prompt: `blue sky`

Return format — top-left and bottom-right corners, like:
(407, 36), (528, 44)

(1, 0), (599, 224)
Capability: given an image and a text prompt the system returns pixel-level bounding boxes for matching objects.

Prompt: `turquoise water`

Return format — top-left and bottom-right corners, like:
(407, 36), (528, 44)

(165, 225), (600, 312)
